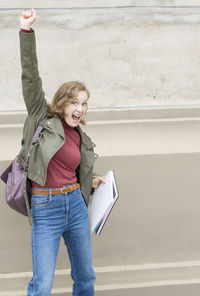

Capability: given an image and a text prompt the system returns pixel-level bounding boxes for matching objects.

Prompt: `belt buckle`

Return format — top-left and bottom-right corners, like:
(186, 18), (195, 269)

(60, 187), (65, 194)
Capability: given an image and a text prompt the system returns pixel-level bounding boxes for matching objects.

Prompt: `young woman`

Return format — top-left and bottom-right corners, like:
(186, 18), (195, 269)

(19, 9), (105, 296)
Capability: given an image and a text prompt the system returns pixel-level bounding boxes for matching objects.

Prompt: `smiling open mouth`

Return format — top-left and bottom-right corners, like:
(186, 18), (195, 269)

(72, 115), (80, 121)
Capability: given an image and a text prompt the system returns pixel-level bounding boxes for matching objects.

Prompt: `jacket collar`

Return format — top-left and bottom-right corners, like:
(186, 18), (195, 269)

(47, 117), (96, 149)
(46, 116), (65, 139)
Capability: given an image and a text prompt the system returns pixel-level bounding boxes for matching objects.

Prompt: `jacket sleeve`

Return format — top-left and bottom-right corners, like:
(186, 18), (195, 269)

(19, 31), (48, 118)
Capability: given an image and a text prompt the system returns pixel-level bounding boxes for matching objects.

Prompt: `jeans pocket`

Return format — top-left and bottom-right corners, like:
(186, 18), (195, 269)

(31, 194), (52, 207)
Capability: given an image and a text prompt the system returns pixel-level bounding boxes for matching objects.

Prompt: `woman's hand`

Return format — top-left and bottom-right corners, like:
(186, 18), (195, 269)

(92, 176), (106, 190)
(20, 8), (36, 31)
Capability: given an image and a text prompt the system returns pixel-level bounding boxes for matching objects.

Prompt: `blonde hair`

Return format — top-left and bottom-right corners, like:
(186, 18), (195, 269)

(48, 81), (90, 125)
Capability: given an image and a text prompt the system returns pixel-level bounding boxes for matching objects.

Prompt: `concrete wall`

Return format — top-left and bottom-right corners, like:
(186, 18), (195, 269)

(2, 107), (200, 161)
(2, 1), (200, 294)
(1, 0), (200, 110)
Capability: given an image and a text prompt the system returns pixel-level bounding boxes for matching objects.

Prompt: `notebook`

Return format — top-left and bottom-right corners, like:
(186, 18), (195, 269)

(90, 170), (119, 235)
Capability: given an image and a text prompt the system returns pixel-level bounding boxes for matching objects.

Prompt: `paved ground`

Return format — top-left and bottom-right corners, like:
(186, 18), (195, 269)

(52, 284), (200, 296)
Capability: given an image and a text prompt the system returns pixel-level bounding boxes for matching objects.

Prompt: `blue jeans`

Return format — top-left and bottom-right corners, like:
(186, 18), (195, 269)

(27, 186), (96, 296)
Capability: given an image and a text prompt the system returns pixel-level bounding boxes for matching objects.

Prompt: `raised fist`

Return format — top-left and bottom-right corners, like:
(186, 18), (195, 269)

(20, 8), (36, 30)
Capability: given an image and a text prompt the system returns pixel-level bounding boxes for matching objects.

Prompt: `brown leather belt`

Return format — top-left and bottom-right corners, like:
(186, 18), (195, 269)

(32, 183), (80, 195)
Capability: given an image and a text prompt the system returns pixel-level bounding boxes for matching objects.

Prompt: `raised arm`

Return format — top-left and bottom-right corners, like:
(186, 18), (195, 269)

(19, 9), (48, 118)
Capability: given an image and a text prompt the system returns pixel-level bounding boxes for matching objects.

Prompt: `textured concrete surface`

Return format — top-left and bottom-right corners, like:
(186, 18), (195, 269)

(2, 107), (200, 162)
(52, 284), (200, 296)
(1, 0), (200, 111)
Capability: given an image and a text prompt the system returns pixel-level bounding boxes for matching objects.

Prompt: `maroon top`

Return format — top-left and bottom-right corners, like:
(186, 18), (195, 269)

(31, 121), (81, 189)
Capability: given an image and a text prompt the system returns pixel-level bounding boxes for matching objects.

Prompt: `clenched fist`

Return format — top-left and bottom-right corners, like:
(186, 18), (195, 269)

(20, 8), (36, 30)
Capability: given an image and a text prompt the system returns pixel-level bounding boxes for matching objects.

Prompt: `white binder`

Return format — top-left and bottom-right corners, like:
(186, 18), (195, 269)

(90, 170), (119, 235)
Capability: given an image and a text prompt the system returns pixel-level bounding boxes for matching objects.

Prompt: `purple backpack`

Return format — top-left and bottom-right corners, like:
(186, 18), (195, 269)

(0, 118), (48, 217)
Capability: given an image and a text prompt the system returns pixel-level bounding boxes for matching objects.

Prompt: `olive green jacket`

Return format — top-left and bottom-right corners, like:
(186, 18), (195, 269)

(18, 31), (98, 222)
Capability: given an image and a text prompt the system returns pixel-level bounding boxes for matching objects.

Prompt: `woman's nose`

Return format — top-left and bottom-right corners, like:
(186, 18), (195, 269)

(76, 104), (83, 112)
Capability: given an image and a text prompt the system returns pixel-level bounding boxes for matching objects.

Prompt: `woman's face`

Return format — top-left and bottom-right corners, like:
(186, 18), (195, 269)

(63, 91), (88, 127)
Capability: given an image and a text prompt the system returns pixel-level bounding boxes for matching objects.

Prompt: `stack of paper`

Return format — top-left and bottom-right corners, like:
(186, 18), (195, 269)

(90, 170), (119, 235)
